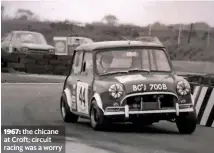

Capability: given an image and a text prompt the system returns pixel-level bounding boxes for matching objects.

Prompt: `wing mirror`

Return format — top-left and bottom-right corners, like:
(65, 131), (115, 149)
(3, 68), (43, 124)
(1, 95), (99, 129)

(82, 62), (88, 75)
(82, 62), (86, 72)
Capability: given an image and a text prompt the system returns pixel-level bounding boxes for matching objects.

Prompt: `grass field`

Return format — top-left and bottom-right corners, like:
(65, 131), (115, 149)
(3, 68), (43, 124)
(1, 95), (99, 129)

(172, 60), (214, 74)
(1, 73), (65, 83)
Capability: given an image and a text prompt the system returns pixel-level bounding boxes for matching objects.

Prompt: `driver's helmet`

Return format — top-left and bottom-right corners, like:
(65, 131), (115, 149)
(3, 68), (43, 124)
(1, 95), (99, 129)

(103, 54), (113, 64)
(96, 52), (114, 73)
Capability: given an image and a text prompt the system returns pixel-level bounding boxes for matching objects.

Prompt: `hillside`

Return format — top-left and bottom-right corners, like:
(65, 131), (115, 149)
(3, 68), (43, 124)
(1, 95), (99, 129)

(2, 19), (214, 62)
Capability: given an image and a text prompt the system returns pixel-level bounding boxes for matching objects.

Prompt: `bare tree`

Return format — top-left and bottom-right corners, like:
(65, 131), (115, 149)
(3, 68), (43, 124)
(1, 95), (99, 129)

(188, 23), (194, 43)
(102, 15), (118, 26)
(15, 9), (39, 21)
(1, 5), (4, 19)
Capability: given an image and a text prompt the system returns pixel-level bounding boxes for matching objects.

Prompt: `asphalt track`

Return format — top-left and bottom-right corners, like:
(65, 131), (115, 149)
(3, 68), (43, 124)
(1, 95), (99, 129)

(2, 83), (214, 153)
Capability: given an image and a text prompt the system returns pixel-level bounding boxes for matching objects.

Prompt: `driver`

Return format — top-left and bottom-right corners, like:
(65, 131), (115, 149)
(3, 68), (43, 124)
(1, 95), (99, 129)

(96, 54), (113, 74)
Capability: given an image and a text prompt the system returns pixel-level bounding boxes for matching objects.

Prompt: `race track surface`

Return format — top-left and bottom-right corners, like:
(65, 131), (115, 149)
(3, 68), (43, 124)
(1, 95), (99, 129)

(2, 83), (214, 153)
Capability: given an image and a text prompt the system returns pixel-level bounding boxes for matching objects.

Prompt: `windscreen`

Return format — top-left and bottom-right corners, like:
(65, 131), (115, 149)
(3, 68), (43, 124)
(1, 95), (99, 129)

(96, 48), (171, 75)
(15, 32), (47, 44)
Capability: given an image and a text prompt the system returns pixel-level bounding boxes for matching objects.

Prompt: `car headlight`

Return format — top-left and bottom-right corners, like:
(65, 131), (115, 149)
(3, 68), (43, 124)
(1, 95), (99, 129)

(176, 80), (190, 96)
(49, 49), (55, 54)
(108, 83), (124, 99)
(21, 47), (28, 53)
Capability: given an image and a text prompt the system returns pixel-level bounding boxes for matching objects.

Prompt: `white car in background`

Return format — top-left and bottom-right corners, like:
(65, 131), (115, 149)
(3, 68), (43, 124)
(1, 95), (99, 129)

(136, 36), (163, 45)
(67, 36), (93, 55)
(1, 30), (55, 54)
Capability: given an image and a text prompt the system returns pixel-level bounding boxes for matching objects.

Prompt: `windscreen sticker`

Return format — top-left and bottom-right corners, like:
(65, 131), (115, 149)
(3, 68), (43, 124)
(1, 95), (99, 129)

(115, 75), (147, 83)
(125, 52), (138, 57)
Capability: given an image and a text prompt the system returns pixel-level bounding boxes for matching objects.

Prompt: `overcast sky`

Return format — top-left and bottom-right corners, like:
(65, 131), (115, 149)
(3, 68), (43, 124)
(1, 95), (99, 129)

(2, 0), (214, 26)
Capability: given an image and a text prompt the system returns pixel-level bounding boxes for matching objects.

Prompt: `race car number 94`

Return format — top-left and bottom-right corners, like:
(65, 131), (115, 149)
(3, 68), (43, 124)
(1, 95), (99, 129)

(133, 83), (167, 91)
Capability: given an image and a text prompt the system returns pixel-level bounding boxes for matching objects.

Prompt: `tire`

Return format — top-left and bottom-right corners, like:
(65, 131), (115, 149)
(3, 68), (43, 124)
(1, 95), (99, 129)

(176, 111), (197, 134)
(90, 101), (106, 131)
(60, 93), (79, 123)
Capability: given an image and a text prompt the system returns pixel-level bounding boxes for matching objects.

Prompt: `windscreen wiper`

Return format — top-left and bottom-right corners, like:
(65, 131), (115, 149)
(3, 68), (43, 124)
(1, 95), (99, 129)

(128, 68), (150, 73)
(101, 71), (129, 76)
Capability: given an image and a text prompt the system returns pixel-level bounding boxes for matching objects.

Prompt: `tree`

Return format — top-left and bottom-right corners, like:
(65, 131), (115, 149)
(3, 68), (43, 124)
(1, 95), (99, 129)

(102, 15), (118, 26)
(15, 9), (39, 21)
(1, 5), (4, 19)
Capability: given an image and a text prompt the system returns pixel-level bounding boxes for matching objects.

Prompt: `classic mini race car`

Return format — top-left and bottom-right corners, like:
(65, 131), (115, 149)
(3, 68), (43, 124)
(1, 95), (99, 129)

(60, 40), (197, 134)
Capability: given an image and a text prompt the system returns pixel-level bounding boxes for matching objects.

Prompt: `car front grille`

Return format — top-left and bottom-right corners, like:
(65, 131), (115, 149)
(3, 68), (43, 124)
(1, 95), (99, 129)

(121, 92), (178, 110)
(28, 49), (50, 54)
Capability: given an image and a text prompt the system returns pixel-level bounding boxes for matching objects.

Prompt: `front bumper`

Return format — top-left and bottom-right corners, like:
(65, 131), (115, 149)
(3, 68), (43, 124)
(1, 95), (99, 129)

(104, 103), (194, 118)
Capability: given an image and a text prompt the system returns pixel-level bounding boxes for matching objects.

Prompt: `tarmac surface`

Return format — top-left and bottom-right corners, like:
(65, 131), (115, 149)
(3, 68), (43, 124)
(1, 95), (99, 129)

(2, 83), (214, 153)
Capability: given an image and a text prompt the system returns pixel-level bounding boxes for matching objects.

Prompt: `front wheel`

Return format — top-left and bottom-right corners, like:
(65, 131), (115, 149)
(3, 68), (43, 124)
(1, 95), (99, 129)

(60, 93), (79, 123)
(176, 111), (197, 134)
(90, 102), (107, 131)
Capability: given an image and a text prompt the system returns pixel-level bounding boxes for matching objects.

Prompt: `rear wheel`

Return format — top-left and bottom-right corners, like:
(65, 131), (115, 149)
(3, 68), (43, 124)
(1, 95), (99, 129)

(90, 101), (107, 131)
(176, 111), (197, 134)
(60, 93), (79, 123)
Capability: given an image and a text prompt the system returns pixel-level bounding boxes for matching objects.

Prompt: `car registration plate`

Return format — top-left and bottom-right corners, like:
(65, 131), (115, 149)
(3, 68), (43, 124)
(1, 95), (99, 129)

(142, 102), (160, 110)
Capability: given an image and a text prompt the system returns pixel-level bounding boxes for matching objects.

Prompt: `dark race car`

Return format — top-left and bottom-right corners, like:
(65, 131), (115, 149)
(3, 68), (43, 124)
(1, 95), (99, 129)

(60, 40), (197, 134)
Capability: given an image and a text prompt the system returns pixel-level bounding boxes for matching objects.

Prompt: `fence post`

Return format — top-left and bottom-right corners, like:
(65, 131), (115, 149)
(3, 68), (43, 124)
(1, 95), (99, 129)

(177, 25), (182, 45)
(207, 26), (210, 47)
(148, 24), (152, 36)
(188, 23), (194, 43)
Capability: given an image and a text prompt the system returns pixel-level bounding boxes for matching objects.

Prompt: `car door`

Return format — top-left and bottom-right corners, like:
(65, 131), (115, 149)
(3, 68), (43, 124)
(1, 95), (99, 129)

(65, 51), (83, 113)
(76, 52), (94, 116)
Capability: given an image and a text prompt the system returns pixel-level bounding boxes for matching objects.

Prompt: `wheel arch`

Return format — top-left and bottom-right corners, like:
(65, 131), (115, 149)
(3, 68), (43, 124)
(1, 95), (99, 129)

(90, 92), (104, 114)
(62, 88), (72, 108)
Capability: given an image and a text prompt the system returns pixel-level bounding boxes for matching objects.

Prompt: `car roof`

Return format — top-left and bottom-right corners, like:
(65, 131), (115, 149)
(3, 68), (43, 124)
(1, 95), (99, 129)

(68, 36), (92, 39)
(75, 40), (165, 51)
(12, 30), (42, 35)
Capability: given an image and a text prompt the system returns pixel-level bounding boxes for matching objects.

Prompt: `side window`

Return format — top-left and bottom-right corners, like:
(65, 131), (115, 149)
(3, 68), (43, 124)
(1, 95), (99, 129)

(149, 50), (171, 71)
(3, 33), (12, 42)
(82, 52), (93, 75)
(71, 51), (83, 75)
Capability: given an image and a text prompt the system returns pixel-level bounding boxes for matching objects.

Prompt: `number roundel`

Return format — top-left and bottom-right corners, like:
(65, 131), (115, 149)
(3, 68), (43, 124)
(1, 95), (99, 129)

(76, 82), (89, 114)
(79, 87), (86, 108)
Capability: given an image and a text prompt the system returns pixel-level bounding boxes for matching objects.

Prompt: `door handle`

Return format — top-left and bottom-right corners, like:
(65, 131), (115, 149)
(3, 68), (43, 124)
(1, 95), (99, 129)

(77, 79), (80, 81)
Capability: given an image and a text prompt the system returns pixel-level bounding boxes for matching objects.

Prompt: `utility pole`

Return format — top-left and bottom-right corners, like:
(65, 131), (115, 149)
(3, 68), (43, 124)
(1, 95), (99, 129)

(188, 23), (194, 43)
(207, 26), (210, 47)
(177, 25), (182, 45)
(148, 24), (152, 36)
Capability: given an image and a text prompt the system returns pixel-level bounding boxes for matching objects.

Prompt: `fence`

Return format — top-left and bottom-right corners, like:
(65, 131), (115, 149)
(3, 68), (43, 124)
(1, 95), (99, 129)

(1, 53), (72, 75)
(144, 24), (214, 47)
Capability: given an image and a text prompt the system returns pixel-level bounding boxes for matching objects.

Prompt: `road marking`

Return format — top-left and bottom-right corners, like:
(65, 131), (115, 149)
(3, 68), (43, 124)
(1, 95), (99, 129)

(195, 87), (208, 116)
(200, 90), (214, 125)
(65, 137), (80, 142)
